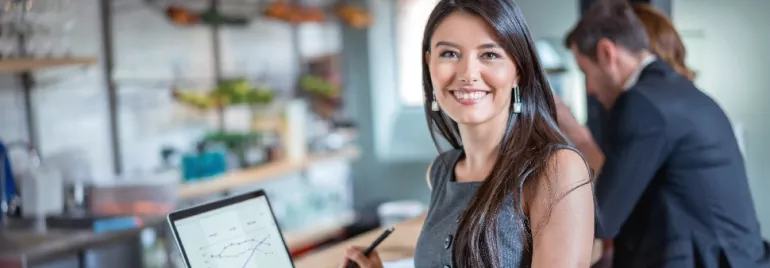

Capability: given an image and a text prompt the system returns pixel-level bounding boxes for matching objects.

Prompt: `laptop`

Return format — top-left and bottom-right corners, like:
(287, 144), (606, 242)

(167, 189), (295, 268)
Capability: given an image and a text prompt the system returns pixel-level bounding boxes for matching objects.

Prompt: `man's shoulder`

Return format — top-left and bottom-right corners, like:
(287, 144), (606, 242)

(632, 63), (701, 101)
(614, 89), (665, 119)
(632, 70), (722, 118)
(610, 89), (668, 136)
(623, 68), (704, 114)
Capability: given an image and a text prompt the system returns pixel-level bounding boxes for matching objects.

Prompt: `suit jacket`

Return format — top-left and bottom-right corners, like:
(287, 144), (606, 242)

(594, 59), (770, 268)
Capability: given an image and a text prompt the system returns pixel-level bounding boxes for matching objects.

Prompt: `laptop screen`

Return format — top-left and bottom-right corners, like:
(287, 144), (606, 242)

(172, 195), (294, 268)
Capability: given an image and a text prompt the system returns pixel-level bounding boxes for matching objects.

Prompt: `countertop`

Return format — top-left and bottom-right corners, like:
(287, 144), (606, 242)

(294, 214), (426, 268)
(0, 216), (165, 267)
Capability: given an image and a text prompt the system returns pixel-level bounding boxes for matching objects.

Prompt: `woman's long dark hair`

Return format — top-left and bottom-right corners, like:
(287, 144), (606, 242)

(422, 0), (582, 267)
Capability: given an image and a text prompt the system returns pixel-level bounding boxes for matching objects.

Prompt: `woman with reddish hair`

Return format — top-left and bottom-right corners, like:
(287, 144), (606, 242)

(632, 3), (697, 80)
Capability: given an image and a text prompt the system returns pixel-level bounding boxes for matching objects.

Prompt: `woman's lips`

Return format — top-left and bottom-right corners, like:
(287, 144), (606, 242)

(451, 90), (490, 105)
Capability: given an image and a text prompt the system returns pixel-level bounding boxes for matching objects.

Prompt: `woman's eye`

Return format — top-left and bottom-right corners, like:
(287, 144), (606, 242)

(481, 52), (501, 59)
(439, 51), (459, 58)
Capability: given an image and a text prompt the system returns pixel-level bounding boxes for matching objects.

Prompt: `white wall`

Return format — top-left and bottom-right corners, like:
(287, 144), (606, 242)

(23, 0), (113, 179)
(517, 0), (578, 39)
(674, 0), (770, 238)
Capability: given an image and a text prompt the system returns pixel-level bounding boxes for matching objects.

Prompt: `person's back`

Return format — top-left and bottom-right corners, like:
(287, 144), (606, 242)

(611, 59), (770, 267)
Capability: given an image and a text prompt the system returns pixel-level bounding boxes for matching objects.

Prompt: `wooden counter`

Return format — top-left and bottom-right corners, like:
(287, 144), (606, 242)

(294, 214), (426, 268)
(178, 147), (361, 199)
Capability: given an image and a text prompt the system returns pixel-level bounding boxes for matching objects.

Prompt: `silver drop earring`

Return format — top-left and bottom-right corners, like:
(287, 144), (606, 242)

(513, 86), (522, 114)
(431, 93), (439, 111)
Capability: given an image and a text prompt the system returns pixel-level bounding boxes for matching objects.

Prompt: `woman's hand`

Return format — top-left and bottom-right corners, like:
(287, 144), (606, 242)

(340, 246), (384, 268)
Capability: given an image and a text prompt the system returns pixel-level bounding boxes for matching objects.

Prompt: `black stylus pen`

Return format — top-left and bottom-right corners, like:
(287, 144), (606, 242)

(346, 226), (395, 268)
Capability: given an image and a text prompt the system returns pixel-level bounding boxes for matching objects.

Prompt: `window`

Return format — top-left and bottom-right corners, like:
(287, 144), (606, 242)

(397, 0), (440, 106)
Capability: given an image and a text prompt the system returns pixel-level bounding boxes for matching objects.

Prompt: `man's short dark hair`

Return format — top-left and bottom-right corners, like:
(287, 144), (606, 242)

(564, 0), (650, 60)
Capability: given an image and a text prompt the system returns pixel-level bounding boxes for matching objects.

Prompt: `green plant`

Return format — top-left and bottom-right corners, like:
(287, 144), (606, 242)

(212, 79), (275, 106)
(300, 75), (338, 98)
(203, 132), (262, 151)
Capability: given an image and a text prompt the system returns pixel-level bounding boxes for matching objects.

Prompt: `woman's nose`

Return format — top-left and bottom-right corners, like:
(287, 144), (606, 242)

(456, 57), (480, 84)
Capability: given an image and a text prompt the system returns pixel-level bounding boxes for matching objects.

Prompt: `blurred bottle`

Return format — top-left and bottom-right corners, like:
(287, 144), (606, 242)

(282, 99), (308, 162)
(19, 150), (64, 232)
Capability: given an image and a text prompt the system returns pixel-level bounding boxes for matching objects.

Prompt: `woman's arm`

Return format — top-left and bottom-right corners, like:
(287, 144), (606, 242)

(528, 149), (595, 268)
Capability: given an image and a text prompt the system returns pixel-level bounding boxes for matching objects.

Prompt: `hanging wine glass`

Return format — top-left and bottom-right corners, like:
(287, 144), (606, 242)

(7, 0), (33, 57)
(0, 0), (18, 57)
(28, 0), (62, 58)
(53, 0), (75, 57)
(57, 16), (74, 57)
(0, 16), (16, 58)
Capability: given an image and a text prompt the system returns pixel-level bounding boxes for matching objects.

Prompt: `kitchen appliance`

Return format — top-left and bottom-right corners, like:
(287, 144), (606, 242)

(19, 150), (64, 220)
(44, 148), (94, 213)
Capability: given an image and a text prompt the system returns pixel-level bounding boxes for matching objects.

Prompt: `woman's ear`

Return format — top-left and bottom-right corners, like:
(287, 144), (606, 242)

(515, 74), (520, 88)
(425, 51), (431, 65)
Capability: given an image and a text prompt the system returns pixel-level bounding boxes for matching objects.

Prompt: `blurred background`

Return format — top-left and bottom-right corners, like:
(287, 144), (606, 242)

(0, 0), (767, 267)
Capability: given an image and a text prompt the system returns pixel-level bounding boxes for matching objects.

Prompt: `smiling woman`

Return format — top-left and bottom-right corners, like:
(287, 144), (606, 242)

(418, 3), (595, 267)
(427, 15), (519, 126)
(341, 0), (596, 268)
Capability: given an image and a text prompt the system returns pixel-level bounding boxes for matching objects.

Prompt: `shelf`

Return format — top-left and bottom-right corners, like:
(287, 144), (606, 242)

(0, 58), (98, 73)
(177, 147), (361, 199)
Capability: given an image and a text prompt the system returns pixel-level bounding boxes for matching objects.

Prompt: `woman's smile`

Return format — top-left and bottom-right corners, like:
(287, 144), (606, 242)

(449, 88), (491, 105)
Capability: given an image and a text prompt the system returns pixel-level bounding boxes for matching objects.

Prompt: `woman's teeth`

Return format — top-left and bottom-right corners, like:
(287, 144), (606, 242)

(453, 91), (487, 100)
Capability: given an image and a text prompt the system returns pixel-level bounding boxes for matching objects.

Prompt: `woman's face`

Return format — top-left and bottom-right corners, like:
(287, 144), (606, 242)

(427, 11), (518, 125)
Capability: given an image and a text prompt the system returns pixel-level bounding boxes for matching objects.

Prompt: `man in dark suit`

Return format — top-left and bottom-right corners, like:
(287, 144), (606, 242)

(557, 0), (770, 267)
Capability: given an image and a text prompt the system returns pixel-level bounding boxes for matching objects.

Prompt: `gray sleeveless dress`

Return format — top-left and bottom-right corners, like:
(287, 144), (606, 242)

(413, 149), (530, 268)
